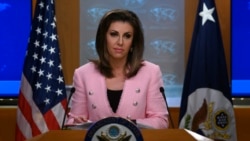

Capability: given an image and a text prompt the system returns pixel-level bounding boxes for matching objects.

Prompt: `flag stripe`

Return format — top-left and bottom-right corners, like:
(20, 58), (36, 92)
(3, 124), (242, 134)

(52, 99), (67, 125)
(18, 91), (41, 137)
(15, 122), (26, 141)
(44, 110), (59, 129)
(16, 107), (32, 139)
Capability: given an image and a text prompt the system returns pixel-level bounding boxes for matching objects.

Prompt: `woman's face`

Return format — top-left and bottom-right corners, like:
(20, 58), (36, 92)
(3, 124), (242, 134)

(106, 21), (133, 61)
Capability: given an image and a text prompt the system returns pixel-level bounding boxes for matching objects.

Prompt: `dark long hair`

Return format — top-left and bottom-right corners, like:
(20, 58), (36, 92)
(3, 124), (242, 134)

(91, 9), (144, 78)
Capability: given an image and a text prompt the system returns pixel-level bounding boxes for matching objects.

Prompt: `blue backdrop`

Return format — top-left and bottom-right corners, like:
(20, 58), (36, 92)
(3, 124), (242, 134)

(0, 0), (31, 97)
(231, 0), (250, 97)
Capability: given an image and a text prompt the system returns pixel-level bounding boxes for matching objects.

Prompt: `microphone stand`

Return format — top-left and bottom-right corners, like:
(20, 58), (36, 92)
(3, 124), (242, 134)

(160, 87), (175, 128)
(61, 87), (75, 130)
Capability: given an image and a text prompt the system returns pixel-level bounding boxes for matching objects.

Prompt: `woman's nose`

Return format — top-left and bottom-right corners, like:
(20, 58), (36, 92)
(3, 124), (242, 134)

(117, 36), (123, 46)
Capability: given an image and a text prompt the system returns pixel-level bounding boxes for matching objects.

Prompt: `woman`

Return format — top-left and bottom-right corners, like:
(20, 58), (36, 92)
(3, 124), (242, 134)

(66, 9), (169, 129)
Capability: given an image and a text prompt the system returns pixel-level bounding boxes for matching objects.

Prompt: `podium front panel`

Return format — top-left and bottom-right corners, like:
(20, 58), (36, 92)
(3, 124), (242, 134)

(26, 129), (196, 141)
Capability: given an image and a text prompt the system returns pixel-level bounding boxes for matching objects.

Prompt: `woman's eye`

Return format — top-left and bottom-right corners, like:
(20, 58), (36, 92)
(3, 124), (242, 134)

(124, 34), (132, 39)
(110, 32), (118, 36)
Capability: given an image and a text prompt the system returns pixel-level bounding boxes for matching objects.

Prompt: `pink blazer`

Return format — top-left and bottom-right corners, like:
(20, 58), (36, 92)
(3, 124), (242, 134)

(67, 61), (169, 129)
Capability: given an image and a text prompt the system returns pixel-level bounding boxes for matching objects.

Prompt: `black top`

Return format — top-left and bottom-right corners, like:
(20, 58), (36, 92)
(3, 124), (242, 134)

(107, 89), (122, 113)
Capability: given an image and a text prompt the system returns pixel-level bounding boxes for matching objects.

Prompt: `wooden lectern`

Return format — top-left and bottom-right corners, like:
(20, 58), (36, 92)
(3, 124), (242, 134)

(26, 129), (199, 141)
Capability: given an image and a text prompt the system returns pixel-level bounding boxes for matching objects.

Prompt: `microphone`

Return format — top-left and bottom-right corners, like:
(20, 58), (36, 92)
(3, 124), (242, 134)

(61, 87), (75, 130)
(160, 87), (175, 128)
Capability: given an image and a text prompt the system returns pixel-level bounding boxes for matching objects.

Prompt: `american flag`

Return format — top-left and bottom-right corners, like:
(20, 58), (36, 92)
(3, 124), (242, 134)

(178, 0), (237, 140)
(15, 0), (67, 140)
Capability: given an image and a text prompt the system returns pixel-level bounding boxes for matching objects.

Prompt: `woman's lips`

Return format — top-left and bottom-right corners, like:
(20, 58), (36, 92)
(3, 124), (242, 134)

(114, 48), (124, 53)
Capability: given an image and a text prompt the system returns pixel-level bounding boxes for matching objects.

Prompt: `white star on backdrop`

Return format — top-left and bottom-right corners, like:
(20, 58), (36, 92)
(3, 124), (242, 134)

(199, 3), (215, 25)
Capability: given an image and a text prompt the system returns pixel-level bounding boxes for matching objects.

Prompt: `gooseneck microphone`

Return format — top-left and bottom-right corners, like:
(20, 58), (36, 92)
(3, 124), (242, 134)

(160, 87), (175, 128)
(61, 87), (75, 130)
